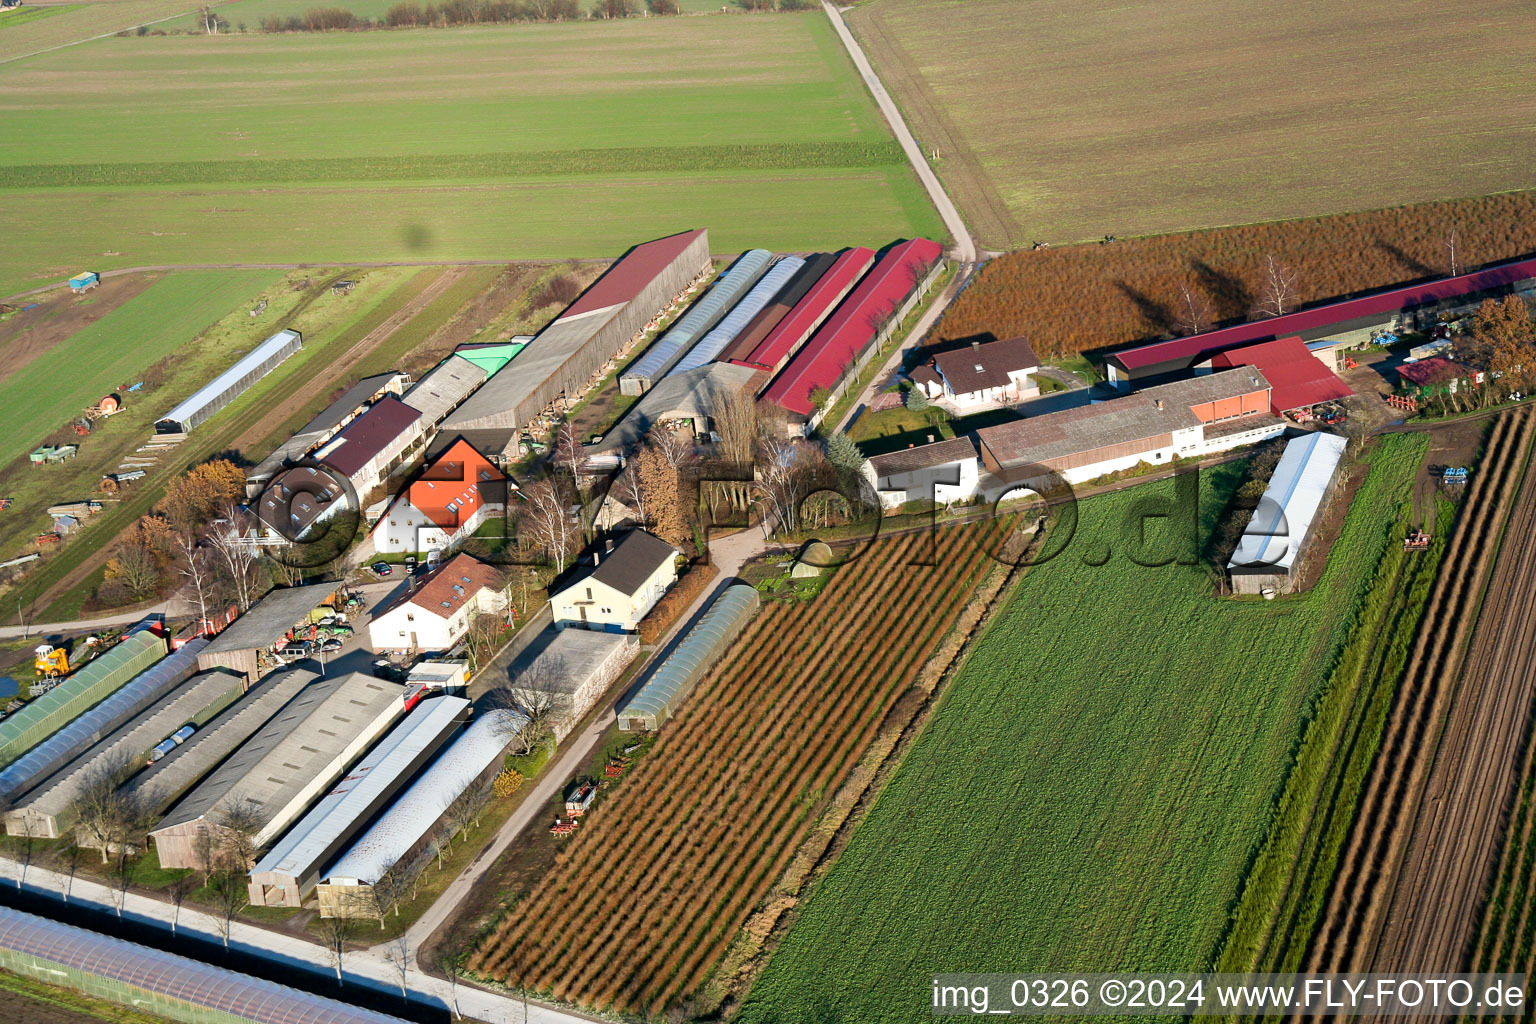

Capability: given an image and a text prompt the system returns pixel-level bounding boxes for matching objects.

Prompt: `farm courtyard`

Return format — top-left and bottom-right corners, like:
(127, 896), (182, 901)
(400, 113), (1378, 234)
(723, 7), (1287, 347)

(848, 0), (1536, 249)
(0, 12), (941, 297)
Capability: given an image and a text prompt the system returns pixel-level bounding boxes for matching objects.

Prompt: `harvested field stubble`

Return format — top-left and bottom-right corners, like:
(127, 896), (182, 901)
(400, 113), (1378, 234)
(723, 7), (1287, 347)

(1306, 410), (1536, 975)
(938, 191), (1536, 361)
(469, 524), (995, 1015)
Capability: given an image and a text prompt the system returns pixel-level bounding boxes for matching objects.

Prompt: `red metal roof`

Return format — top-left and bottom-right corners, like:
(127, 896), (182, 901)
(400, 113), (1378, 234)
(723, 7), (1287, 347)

(1211, 336), (1354, 413)
(735, 247), (876, 373)
(1110, 255), (1536, 373)
(1398, 356), (1467, 387)
(317, 395), (422, 478)
(762, 239), (943, 416)
(561, 229), (706, 319)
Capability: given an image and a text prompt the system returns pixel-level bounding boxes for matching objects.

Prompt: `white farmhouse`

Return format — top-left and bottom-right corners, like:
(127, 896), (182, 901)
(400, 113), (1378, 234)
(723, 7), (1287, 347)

(862, 437), (981, 510)
(549, 530), (678, 633)
(370, 437), (512, 556)
(367, 553), (508, 653)
(909, 337), (1040, 409)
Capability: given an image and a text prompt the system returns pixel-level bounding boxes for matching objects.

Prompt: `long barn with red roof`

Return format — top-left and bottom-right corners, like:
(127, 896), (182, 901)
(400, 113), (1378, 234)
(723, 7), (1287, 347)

(761, 238), (944, 426)
(1104, 254), (1536, 386)
(1209, 337), (1354, 416)
(731, 247), (876, 375)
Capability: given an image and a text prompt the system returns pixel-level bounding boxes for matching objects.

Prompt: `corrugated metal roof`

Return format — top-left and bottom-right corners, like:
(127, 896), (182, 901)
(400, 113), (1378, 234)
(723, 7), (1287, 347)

(718, 253), (836, 364)
(400, 354), (488, 426)
(316, 395), (422, 478)
(763, 239), (943, 416)
(1110, 254), (1536, 374)
(322, 709), (521, 885)
(0, 905), (412, 1024)
(622, 250), (773, 389)
(1230, 431), (1348, 573)
(591, 361), (763, 454)
(738, 247), (874, 373)
(563, 229), (706, 319)
(0, 638), (207, 800)
(618, 585), (758, 728)
(201, 585), (334, 655)
(0, 631), (166, 770)
(159, 330), (302, 427)
(252, 696), (468, 885)
(670, 255), (804, 376)
(1211, 336), (1355, 412)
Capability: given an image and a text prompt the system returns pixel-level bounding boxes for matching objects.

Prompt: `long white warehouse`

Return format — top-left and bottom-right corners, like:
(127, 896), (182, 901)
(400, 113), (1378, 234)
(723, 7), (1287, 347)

(1228, 430), (1349, 594)
(157, 329), (303, 434)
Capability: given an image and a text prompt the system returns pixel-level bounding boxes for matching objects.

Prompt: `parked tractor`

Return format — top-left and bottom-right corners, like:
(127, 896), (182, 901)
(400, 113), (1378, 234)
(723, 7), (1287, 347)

(33, 645), (68, 678)
(1404, 530), (1431, 551)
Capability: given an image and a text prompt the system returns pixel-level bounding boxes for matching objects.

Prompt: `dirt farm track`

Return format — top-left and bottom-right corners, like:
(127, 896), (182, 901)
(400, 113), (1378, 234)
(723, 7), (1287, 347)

(1305, 408), (1536, 992)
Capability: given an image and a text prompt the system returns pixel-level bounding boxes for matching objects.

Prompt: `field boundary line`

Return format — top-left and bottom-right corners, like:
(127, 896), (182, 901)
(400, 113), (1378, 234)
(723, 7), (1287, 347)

(0, 1), (239, 66)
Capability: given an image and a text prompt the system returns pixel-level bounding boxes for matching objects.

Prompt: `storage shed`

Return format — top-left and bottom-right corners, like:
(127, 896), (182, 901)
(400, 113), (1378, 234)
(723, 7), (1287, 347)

(399, 353), (488, 428)
(440, 229), (711, 460)
(156, 329), (303, 434)
(248, 695), (469, 908)
(196, 584), (335, 681)
(496, 629), (637, 740)
(5, 668), (245, 839)
(732, 247), (875, 374)
(1229, 431), (1349, 595)
(620, 249), (773, 395)
(0, 637), (208, 802)
(618, 584), (758, 732)
(0, 906), (414, 1024)
(316, 709), (519, 915)
(0, 630), (166, 770)
(671, 255), (804, 376)
(717, 252), (836, 364)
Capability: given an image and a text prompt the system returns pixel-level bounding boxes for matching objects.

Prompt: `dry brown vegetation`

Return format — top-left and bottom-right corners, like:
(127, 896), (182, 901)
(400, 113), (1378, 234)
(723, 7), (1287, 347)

(937, 191), (1536, 360)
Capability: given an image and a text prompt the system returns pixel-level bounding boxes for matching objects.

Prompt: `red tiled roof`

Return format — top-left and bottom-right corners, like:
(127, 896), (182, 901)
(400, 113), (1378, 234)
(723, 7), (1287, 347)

(762, 239), (944, 417)
(318, 395), (422, 478)
(736, 247), (876, 373)
(375, 553), (503, 622)
(1211, 336), (1354, 412)
(561, 230), (706, 319)
(1109, 255), (1536, 373)
(403, 438), (506, 535)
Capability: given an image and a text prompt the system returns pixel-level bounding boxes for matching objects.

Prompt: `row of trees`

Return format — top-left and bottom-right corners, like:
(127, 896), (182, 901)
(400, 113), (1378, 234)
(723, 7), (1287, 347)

(242, 0), (814, 33)
(940, 190), (1536, 359)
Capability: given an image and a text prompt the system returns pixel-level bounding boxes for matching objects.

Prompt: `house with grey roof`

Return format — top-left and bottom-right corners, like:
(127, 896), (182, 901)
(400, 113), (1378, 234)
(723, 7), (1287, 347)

(863, 436), (980, 510)
(909, 336), (1040, 409)
(548, 530), (679, 633)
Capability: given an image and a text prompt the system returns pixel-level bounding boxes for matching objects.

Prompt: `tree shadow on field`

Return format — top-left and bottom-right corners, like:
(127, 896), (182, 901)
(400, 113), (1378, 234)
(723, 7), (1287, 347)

(1115, 281), (1174, 337)
(1192, 259), (1254, 322)
(1376, 239), (1438, 280)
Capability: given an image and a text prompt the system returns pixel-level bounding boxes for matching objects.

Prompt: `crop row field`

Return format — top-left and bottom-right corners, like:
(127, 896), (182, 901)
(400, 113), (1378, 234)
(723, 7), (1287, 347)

(848, 0), (1536, 249)
(0, 14), (942, 295)
(740, 436), (1424, 1023)
(469, 523), (1001, 1016)
(0, 0), (207, 61)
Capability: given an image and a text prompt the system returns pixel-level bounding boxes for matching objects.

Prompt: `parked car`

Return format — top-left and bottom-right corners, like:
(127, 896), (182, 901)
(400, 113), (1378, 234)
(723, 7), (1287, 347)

(280, 643), (312, 658)
(372, 561), (393, 576)
(319, 638), (344, 653)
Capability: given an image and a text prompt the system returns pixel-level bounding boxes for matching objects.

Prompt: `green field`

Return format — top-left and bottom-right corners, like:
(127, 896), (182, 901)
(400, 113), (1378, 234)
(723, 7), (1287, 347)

(0, 13), (942, 295)
(0, 0), (206, 60)
(0, 269), (280, 467)
(848, 0), (1536, 249)
(740, 436), (1424, 1022)
(0, 5), (76, 30)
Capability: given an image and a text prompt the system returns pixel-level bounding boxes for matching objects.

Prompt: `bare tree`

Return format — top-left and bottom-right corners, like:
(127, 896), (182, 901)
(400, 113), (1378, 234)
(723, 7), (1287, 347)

(167, 868), (193, 934)
(552, 417), (584, 483)
(57, 838), (82, 903)
(1175, 282), (1214, 335)
(1255, 254), (1299, 318)
(385, 931), (412, 1000)
(1446, 227), (1461, 278)
(9, 816), (37, 890)
(209, 504), (260, 610)
(755, 436), (809, 536)
(174, 532), (213, 630)
(518, 476), (579, 571)
(206, 868), (247, 948)
(490, 653), (567, 754)
(71, 759), (129, 863)
(214, 795), (264, 870)
(193, 823), (216, 887)
(612, 461), (648, 529)
(437, 949), (466, 1020)
(647, 424), (696, 469)
(316, 906), (358, 984)
(711, 384), (760, 465)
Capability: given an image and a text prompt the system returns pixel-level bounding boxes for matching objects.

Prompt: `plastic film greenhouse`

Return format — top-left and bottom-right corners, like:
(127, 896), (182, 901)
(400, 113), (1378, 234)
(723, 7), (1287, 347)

(618, 249), (772, 395)
(669, 255), (805, 376)
(618, 584), (759, 731)
(0, 906), (411, 1024)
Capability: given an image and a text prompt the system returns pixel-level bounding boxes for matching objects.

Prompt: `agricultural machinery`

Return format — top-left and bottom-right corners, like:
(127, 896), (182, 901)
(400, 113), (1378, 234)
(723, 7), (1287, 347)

(1404, 530), (1431, 551)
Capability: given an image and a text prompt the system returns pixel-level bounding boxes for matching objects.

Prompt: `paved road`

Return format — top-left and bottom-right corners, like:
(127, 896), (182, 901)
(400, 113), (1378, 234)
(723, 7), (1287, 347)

(0, 598), (186, 640)
(822, 0), (976, 265)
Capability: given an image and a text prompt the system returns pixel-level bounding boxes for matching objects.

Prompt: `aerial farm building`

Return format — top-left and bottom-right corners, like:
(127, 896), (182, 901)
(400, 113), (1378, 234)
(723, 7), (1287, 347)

(367, 553), (508, 653)
(1104, 254), (1536, 387)
(717, 253), (836, 364)
(156, 329), (303, 435)
(151, 671), (405, 868)
(1209, 337), (1355, 417)
(668, 255), (804, 376)
(1228, 431), (1349, 594)
(316, 709), (520, 916)
(976, 367), (1283, 494)
(248, 696), (470, 908)
(0, 630), (166, 770)
(493, 629), (637, 740)
(620, 249), (773, 395)
(196, 584), (336, 681)
(400, 354), (489, 429)
(0, 638), (208, 802)
(370, 438), (511, 556)
(909, 336), (1041, 409)
(441, 229), (712, 461)
(253, 465), (347, 542)
(244, 371), (408, 500)
(0, 907), (414, 1024)
(5, 668), (245, 839)
(549, 530), (678, 633)
(315, 394), (424, 499)
(453, 341), (525, 376)
(590, 362), (764, 456)
(618, 584), (759, 732)
(733, 247), (875, 374)
(112, 666), (320, 838)
(762, 239), (944, 426)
